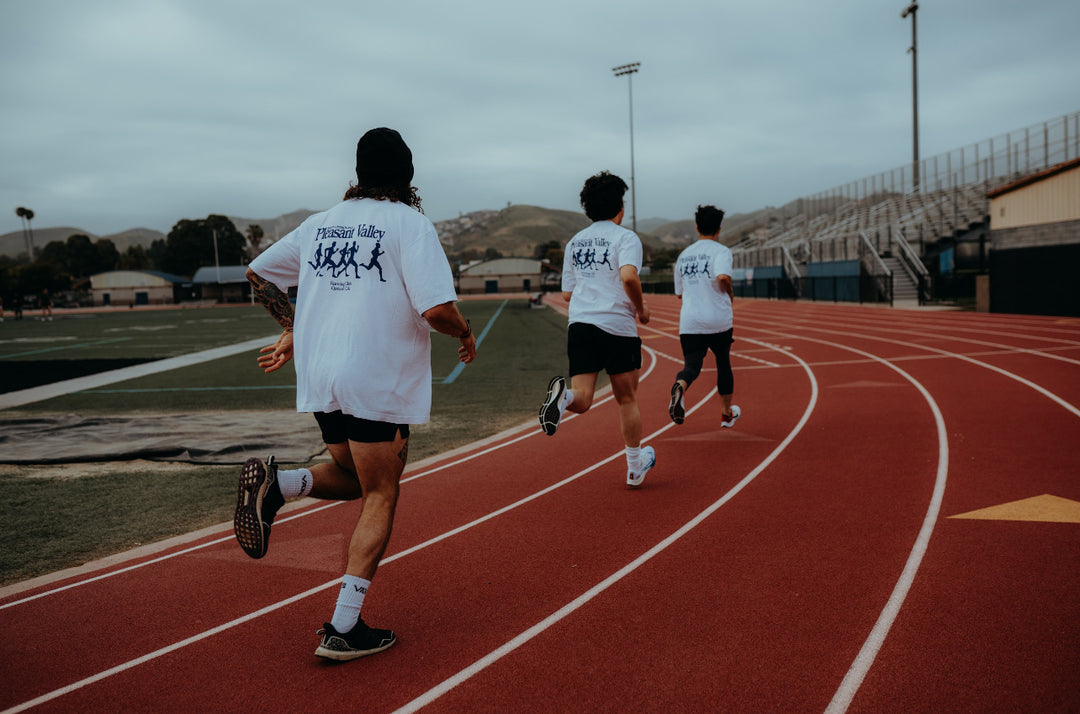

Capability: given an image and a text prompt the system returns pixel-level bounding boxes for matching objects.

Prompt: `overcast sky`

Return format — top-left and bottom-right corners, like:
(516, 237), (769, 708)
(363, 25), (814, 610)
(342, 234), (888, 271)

(2, 0), (1078, 238)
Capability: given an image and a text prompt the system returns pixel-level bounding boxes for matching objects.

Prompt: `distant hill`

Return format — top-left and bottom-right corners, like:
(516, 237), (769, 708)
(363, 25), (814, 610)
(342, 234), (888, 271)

(102, 227), (167, 252)
(0, 226), (103, 259)
(229, 209), (317, 243)
(435, 204), (592, 257)
(3, 205), (733, 261)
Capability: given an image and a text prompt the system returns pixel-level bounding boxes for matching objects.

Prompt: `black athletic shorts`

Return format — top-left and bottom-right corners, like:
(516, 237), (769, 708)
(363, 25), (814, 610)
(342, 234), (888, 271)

(567, 322), (642, 377)
(314, 411), (410, 444)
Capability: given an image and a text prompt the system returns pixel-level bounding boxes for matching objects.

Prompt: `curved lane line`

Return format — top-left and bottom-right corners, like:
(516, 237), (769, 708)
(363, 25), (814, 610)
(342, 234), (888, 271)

(2, 349), (699, 712)
(0, 347), (661, 610)
(749, 317), (1080, 419)
(392, 337), (819, 713)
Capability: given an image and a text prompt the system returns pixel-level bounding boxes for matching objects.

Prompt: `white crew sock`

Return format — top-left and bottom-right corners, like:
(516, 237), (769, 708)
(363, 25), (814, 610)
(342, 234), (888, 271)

(560, 388), (574, 412)
(276, 468), (313, 499)
(625, 445), (641, 472)
(330, 574), (370, 633)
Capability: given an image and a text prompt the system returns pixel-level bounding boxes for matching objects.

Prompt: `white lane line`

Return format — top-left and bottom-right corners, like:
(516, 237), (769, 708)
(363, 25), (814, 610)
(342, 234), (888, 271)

(0, 347), (661, 610)
(0, 349), (704, 714)
(393, 338), (819, 713)
(0, 336), (278, 410)
(788, 314), (1080, 367)
(746, 316), (1080, 419)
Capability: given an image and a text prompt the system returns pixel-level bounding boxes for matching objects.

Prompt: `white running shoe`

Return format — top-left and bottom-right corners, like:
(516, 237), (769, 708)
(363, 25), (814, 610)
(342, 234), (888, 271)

(626, 445), (656, 488)
(721, 405), (741, 428)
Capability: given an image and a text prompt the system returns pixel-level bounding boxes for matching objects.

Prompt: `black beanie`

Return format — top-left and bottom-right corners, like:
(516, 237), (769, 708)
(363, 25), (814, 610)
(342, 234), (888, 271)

(355, 127), (414, 187)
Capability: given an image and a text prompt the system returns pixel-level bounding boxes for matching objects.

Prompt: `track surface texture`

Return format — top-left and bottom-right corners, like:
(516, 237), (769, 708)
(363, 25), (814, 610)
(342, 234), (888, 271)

(2, 297), (1078, 713)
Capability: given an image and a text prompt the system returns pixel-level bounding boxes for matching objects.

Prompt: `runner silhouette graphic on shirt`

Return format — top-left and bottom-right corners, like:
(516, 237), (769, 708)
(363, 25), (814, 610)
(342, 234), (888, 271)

(598, 249), (613, 269)
(309, 241), (338, 274)
(334, 241), (362, 278)
(365, 240), (387, 282)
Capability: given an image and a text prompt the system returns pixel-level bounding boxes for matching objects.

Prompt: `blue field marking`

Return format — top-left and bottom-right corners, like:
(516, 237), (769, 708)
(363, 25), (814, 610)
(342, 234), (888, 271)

(442, 299), (508, 385)
(0, 337), (133, 360)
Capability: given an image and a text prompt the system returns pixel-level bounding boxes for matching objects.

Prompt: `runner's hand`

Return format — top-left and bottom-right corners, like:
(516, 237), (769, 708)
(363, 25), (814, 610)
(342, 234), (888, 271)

(638, 303), (650, 324)
(257, 330), (294, 373)
(458, 334), (476, 364)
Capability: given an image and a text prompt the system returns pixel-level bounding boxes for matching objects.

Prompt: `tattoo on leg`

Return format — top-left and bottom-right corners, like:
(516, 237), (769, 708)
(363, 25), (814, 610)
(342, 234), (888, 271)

(398, 438), (409, 465)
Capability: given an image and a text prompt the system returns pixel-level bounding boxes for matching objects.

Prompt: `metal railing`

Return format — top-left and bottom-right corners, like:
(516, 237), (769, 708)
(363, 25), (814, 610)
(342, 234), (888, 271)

(733, 110), (1080, 269)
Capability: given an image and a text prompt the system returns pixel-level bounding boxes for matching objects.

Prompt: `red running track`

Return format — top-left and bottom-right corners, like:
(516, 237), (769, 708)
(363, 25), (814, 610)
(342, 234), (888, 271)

(2, 297), (1078, 712)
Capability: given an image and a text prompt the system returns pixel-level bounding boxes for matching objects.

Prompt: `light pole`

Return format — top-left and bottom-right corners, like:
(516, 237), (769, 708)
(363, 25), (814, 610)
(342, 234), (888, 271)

(612, 62), (640, 231)
(901, 2), (919, 190)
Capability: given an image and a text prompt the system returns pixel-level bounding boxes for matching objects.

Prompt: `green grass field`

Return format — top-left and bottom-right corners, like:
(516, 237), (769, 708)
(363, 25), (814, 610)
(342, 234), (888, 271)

(0, 299), (570, 586)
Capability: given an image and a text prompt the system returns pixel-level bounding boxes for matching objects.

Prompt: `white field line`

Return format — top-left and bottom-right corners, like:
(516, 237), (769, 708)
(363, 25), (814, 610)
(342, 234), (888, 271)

(393, 337), (819, 713)
(0, 336), (278, 410)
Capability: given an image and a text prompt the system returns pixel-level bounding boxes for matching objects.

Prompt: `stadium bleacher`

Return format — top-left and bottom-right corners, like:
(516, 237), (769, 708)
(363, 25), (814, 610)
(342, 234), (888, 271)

(731, 111), (1080, 305)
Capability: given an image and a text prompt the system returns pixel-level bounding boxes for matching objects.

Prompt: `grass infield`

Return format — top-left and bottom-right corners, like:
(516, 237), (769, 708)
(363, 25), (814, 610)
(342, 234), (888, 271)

(0, 298), (571, 586)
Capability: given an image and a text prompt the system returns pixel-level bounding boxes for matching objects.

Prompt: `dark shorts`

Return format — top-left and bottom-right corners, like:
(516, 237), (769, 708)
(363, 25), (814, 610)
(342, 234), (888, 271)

(567, 322), (642, 377)
(314, 411), (410, 444)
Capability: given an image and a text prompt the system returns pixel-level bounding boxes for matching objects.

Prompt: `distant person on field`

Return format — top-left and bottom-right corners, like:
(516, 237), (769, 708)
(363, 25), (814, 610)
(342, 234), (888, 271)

(668, 204), (740, 428)
(235, 127), (477, 662)
(40, 289), (53, 321)
(538, 170), (655, 488)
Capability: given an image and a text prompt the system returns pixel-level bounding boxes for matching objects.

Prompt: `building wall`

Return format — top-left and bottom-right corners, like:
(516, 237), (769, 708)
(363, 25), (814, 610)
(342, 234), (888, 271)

(94, 286), (175, 307)
(459, 272), (539, 294)
(991, 218), (1080, 251)
(989, 165), (1080, 230)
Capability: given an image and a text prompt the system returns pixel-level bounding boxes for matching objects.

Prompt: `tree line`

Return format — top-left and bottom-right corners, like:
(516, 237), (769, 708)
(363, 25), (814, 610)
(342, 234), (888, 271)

(1, 215), (265, 306)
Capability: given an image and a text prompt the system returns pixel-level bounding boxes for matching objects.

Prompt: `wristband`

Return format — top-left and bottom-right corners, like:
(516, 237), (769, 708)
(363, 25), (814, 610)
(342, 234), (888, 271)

(459, 319), (472, 339)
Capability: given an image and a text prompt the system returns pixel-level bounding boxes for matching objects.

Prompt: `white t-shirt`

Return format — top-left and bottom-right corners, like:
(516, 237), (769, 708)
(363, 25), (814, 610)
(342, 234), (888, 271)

(561, 220), (643, 337)
(249, 198), (458, 423)
(674, 239), (734, 334)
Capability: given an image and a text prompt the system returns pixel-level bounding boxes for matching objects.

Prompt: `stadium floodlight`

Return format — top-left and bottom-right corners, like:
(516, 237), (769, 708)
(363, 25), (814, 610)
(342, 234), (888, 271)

(901, 2), (920, 190)
(612, 62), (641, 232)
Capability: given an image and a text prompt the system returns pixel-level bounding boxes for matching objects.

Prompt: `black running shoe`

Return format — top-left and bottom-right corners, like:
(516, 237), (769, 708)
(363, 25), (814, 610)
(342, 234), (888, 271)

(668, 382), (685, 425)
(233, 455), (284, 559)
(539, 376), (566, 436)
(315, 620), (397, 661)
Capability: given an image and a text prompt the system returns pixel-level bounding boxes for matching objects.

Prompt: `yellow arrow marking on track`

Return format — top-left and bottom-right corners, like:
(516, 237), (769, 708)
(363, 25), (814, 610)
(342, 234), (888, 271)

(949, 494), (1080, 524)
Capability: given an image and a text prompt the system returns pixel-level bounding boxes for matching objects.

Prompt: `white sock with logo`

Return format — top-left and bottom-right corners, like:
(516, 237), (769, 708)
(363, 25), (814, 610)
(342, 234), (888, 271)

(331, 574), (370, 633)
(561, 388), (574, 412)
(625, 445), (641, 472)
(276, 468), (313, 499)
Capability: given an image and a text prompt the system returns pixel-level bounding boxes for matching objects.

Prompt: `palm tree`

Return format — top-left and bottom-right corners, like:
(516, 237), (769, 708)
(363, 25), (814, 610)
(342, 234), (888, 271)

(24, 208), (35, 259)
(245, 224), (266, 261)
(15, 207), (31, 259)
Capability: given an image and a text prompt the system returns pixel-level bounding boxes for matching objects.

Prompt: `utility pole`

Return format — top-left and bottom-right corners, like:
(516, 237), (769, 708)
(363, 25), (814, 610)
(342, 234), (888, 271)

(612, 62), (640, 231)
(901, 2), (920, 190)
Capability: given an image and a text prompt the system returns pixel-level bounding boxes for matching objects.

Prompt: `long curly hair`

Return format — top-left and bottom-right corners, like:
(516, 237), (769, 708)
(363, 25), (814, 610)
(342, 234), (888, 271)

(343, 183), (423, 213)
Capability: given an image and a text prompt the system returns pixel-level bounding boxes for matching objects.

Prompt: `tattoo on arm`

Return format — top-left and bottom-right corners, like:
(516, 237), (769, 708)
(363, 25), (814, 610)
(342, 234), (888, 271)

(247, 270), (294, 330)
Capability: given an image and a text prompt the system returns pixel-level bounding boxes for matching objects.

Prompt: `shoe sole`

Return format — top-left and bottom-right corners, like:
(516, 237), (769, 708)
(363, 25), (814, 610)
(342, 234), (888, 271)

(669, 383), (685, 425)
(234, 458), (273, 559)
(315, 633), (397, 661)
(539, 376), (565, 436)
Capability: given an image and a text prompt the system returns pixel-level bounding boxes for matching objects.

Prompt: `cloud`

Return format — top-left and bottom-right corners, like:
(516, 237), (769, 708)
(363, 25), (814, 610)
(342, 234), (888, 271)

(2, 0), (1077, 235)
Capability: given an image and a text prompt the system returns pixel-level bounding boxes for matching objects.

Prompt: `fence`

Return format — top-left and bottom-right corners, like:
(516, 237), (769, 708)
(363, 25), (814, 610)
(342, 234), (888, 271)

(734, 111), (1080, 269)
